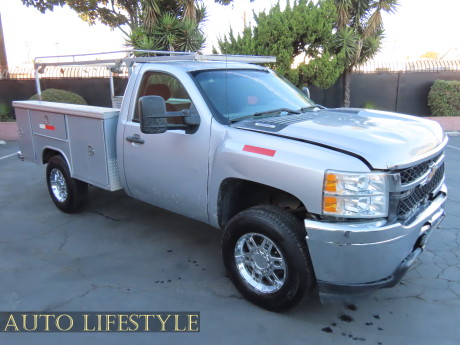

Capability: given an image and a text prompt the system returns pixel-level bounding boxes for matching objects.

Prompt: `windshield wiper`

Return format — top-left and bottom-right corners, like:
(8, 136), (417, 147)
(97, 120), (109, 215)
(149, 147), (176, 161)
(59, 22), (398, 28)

(229, 108), (301, 123)
(300, 104), (326, 112)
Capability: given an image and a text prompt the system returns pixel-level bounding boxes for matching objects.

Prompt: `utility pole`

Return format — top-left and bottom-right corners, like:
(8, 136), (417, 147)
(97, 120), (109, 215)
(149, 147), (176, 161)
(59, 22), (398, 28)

(0, 12), (9, 77)
(243, 11), (246, 29)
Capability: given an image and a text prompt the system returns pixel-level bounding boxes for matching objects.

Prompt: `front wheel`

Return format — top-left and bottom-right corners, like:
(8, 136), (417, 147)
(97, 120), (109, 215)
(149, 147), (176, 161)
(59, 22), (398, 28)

(46, 155), (88, 213)
(222, 206), (316, 312)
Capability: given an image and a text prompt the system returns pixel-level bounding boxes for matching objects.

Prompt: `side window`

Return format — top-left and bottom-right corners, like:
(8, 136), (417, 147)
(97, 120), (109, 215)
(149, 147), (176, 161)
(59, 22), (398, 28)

(133, 72), (192, 123)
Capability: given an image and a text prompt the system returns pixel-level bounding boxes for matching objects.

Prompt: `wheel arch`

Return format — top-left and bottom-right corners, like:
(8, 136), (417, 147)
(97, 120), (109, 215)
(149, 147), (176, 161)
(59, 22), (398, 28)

(42, 147), (72, 174)
(217, 178), (307, 229)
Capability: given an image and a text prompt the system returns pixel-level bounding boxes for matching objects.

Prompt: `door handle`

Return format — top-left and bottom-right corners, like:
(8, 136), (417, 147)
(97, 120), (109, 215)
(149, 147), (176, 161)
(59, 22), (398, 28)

(126, 134), (145, 144)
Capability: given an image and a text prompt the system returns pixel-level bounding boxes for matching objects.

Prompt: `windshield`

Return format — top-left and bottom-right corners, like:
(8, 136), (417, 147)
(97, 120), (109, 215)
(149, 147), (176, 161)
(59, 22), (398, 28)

(191, 69), (315, 123)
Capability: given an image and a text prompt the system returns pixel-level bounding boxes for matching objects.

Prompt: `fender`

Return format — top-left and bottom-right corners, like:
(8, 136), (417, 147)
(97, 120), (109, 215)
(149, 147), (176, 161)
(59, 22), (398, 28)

(207, 122), (371, 228)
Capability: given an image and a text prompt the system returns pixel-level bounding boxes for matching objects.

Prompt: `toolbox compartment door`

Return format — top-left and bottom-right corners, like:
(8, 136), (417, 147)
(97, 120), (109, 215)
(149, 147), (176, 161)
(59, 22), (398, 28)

(30, 110), (67, 141)
(15, 108), (36, 162)
(67, 116), (109, 187)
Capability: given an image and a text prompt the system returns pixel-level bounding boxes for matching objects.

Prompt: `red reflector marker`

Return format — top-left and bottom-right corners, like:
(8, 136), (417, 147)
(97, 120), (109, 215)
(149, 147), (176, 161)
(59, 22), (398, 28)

(39, 124), (55, 131)
(243, 145), (276, 157)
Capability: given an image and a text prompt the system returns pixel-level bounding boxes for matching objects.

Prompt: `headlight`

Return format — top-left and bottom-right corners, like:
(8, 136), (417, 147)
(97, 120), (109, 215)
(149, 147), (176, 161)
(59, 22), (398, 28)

(322, 170), (388, 218)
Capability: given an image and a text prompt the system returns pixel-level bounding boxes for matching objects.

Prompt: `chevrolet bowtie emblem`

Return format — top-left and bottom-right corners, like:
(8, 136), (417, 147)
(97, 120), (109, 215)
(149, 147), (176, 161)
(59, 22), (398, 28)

(426, 163), (439, 183)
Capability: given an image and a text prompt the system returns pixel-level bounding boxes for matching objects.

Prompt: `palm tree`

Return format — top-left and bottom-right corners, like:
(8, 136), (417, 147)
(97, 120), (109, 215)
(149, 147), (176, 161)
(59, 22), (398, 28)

(127, 0), (207, 53)
(142, 0), (161, 32)
(183, 0), (197, 21)
(335, 0), (399, 107)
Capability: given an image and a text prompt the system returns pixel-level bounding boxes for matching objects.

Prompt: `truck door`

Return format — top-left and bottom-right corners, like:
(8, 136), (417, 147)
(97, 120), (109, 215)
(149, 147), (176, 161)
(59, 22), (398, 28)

(123, 68), (210, 223)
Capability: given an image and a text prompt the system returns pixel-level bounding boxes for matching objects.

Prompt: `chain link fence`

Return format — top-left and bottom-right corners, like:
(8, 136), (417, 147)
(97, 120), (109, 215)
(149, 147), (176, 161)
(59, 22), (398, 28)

(0, 66), (130, 80)
(353, 60), (460, 73)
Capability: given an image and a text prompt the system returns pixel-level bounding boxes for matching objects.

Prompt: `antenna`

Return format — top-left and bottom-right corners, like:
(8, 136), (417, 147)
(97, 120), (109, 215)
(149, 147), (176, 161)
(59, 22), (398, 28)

(55, 42), (60, 62)
(225, 47), (229, 126)
(25, 42), (30, 64)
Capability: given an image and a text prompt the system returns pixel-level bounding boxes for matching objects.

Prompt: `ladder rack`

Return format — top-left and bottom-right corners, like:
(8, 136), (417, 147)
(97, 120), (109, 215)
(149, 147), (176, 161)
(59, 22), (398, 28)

(34, 50), (276, 68)
(33, 50), (276, 101)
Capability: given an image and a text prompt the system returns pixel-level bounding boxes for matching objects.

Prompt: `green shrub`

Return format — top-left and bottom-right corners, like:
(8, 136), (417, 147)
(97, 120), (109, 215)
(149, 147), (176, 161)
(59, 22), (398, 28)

(363, 101), (383, 110)
(428, 80), (460, 116)
(0, 103), (15, 122)
(29, 89), (87, 105)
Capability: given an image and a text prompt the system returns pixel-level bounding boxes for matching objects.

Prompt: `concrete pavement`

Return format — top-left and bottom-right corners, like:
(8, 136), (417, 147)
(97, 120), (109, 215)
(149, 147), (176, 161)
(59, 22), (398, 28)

(0, 139), (459, 344)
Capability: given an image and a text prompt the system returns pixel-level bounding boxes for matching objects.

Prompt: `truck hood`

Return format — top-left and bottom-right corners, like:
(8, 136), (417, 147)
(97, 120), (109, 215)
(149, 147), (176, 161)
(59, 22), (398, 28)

(233, 108), (446, 169)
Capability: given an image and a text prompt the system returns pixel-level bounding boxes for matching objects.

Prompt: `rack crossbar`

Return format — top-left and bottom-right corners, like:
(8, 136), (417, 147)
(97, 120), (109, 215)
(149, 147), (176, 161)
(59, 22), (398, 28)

(196, 55), (276, 63)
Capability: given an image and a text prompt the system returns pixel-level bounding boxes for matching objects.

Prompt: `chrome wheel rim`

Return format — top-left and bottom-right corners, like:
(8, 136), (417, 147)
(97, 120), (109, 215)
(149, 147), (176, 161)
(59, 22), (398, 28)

(234, 233), (286, 293)
(50, 168), (67, 202)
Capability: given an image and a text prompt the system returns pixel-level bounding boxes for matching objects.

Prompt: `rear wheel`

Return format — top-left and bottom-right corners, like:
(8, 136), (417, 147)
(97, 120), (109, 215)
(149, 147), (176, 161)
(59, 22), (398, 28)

(222, 205), (316, 312)
(46, 155), (88, 213)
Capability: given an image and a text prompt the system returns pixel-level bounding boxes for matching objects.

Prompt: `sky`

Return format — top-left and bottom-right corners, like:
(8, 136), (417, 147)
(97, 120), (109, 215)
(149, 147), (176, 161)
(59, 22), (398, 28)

(0, 0), (459, 67)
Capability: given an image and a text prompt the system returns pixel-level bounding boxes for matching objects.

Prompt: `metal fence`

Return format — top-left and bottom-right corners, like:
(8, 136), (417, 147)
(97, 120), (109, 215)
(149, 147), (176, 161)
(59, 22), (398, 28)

(0, 66), (130, 80)
(353, 60), (460, 74)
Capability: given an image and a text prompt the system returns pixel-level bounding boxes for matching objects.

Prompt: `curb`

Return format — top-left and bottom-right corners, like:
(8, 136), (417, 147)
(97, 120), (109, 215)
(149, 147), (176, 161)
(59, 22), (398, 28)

(446, 131), (460, 137)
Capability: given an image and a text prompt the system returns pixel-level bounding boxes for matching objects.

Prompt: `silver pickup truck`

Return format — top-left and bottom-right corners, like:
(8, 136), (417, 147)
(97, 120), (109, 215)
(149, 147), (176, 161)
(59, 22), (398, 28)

(14, 51), (447, 312)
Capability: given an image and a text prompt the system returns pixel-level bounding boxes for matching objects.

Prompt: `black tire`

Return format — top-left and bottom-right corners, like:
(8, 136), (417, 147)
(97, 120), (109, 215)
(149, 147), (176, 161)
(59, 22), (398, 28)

(222, 205), (316, 312)
(46, 155), (88, 213)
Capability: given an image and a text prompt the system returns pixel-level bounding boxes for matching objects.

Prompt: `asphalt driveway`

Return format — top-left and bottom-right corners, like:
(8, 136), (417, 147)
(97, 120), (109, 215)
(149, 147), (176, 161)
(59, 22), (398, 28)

(0, 138), (459, 344)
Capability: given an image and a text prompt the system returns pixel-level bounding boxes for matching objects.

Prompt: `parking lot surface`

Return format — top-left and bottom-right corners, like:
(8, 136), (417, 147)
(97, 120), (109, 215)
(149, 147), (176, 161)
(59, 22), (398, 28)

(1, 138), (459, 344)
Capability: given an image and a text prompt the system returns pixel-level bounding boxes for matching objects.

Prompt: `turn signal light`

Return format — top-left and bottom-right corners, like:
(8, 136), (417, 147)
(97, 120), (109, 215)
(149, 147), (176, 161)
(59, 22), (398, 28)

(325, 174), (337, 192)
(323, 197), (337, 213)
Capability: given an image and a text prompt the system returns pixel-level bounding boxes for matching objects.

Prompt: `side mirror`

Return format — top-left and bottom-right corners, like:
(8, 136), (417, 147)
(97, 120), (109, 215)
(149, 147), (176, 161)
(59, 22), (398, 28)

(139, 96), (200, 134)
(182, 106), (201, 134)
(302, 87), (311, 99)
(139, 96), (168, 134)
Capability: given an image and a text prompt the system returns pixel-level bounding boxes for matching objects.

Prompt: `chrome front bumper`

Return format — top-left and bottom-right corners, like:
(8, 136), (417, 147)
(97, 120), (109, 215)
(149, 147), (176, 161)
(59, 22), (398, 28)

(305, 184), (447, 297)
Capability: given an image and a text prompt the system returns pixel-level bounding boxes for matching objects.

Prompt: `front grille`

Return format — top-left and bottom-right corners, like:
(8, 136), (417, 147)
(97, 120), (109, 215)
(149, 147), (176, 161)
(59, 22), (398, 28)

(399, 153), (443, 184)
(397, 163), (445, 221)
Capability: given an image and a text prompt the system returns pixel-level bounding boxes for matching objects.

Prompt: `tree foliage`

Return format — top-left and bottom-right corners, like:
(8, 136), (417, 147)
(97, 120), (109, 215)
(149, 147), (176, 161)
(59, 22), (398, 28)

(126, 1), (208, 52)
(22, 1), (140, 31)
(420, 51), (440, 60)
(21, 1), (211, 52)
(22, 1), (207, 30)
(428, 80), (460, 117)
(214, 0), (345, 89)
(334, 0), (398, 66)
(214, 0), (255, 5)
(334, 0), (399, 107)
(0, 103), (13, 122)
